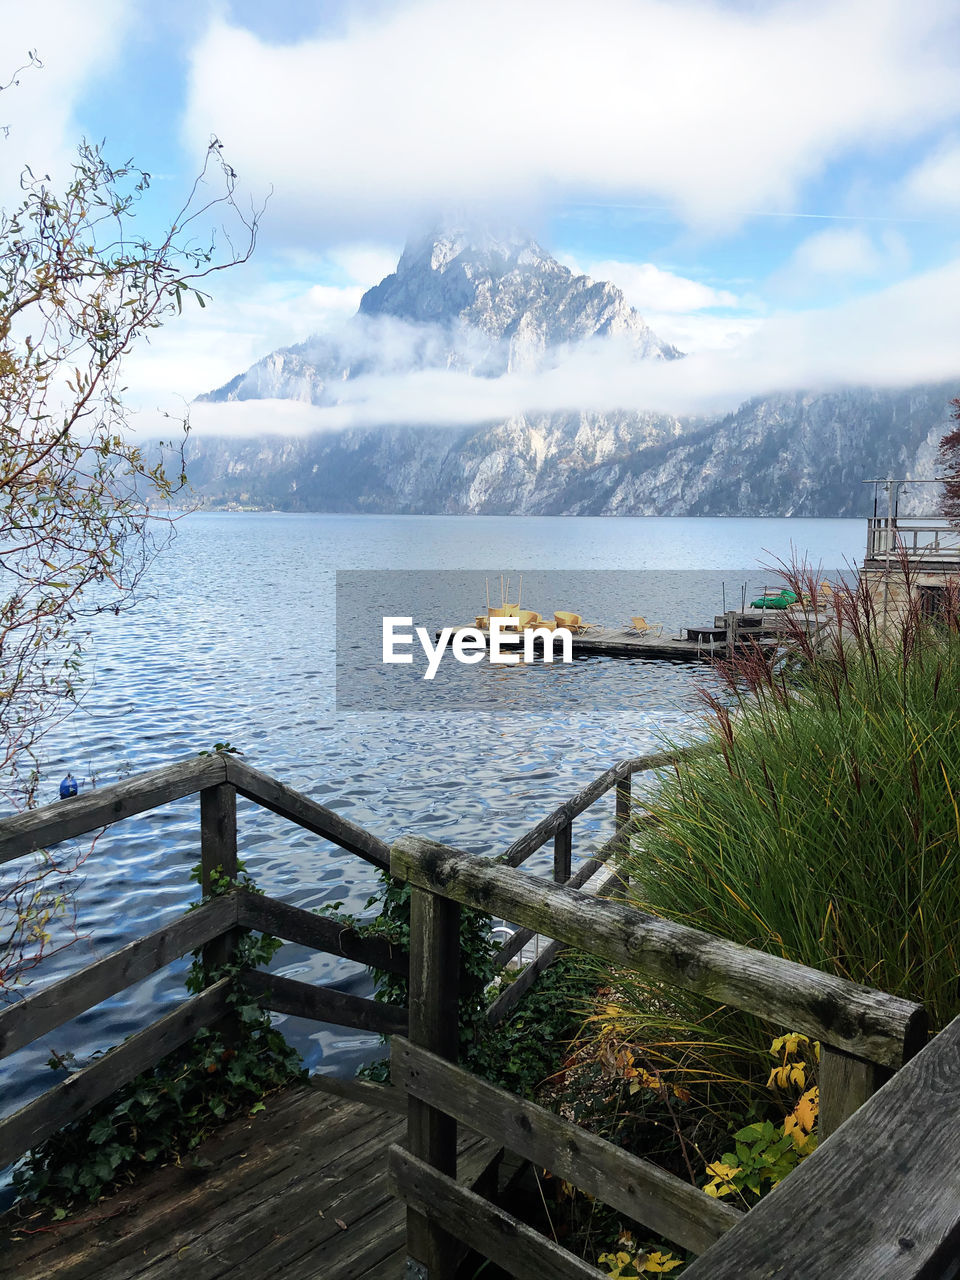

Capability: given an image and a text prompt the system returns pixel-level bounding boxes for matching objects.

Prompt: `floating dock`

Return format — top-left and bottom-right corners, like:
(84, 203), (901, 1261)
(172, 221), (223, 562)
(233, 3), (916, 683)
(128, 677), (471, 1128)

(441, 609), (830, 664)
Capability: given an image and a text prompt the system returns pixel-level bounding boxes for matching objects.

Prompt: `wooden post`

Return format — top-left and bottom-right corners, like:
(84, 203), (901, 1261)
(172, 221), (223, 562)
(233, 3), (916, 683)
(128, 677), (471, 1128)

(553, 820), (572, 884)
(615, 775), (631, 830)
(819, 1045), (890, 1138)
(724, 609), (739, 656)
(615, 777), (632, 897)
(200, 782), (238, 980)
(406, 885), (461, 1278)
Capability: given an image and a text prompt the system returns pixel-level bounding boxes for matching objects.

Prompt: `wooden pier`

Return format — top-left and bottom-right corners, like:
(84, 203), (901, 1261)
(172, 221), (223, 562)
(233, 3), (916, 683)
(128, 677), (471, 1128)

(438, 608), (831, 663)
(0, 750), (957, 1279)
(2, 1077), (496, 1279)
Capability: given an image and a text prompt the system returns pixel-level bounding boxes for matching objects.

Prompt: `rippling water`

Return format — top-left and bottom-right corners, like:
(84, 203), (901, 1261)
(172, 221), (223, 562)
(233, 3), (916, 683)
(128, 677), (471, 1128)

(0, 514), (865, 1138)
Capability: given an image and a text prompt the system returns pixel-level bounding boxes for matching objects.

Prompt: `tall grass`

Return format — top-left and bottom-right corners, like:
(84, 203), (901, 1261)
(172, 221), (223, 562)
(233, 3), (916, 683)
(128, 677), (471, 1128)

(623, 562), (960, 1032)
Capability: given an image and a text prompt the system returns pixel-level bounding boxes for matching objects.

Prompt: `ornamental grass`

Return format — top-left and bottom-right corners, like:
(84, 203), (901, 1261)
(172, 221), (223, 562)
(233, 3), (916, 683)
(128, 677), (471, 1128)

(623, 558), (960, 1033)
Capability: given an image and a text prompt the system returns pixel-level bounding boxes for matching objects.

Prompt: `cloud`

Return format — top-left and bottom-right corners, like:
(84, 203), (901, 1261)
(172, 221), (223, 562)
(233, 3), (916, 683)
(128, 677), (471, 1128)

(0, 2), (130, 207)
(182, 0), (960, 241)
(560, 257), (739, 313)
(789, 227), (908, 276)
(769, 227), (912, 297)
(901, 136), (960, 210)
(178, 254), (960, 436)
(121, 240), (401, 408)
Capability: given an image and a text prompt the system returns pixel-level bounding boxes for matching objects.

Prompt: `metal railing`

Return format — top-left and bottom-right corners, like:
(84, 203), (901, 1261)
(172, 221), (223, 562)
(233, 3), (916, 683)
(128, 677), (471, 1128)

(866, 517), (960, 562)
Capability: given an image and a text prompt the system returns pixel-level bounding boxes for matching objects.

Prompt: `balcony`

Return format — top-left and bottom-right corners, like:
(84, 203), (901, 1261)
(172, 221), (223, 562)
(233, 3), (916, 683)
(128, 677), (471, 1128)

(865, 516), (960, 566)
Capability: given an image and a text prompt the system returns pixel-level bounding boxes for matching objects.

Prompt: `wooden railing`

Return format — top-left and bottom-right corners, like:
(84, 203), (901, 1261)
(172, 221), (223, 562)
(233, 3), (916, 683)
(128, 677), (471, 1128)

(1, 751), (945, 1280)
(866, 516), (960, 562)
(387, 834), (928, 1280)
(489, 745), (710, 990)
(0, 754), (406, 1175)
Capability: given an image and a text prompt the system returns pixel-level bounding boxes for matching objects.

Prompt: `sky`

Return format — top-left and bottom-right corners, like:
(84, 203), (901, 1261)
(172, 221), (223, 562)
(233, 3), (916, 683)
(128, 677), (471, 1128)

(3, 0), (960, 433)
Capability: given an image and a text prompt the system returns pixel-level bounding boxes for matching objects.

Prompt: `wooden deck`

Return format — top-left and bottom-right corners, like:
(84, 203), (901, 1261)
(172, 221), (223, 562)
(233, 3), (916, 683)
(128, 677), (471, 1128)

(1, 1078), (496, 1280)
(437, 610), (830, 663)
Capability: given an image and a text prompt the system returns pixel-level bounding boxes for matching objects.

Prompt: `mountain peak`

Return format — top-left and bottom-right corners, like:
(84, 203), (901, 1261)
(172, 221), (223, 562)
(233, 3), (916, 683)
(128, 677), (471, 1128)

(398, 224), (551, 274)
(357, 223), (680, 362)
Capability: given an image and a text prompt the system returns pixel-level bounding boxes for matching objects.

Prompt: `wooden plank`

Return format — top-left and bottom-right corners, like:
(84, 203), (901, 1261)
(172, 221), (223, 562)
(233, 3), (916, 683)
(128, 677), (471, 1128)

(0, 1087), (362, 1278)
(819, 1045), (890, 1138)
(487, 940), (567, 1027)
(0, 756), (227, 866)
(683, 1012), (960, 1279)
(240, 969), (408, 1036)
(0, 980), (230, 1169)
(235, 890), (408, 977)
(391, 837), (927, 1068)
(0, 894), (238, 1061)
(554, 820), (573, 883)
(309, 1072), (408, 1115)
(392, 1038), (740, 1256)
(200, 783), (239, 980)
(388, 1145), (605, 1280)
(406, 885), (461, 1278)
(501, 745), (709, 867)
(224, 756), (390, 869)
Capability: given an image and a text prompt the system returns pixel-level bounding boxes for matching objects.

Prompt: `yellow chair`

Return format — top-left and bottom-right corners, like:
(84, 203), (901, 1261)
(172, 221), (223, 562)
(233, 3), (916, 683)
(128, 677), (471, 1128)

(630, 616), (664, 638)
(516, 609), (542, 629)
(554, 610), (584, 633)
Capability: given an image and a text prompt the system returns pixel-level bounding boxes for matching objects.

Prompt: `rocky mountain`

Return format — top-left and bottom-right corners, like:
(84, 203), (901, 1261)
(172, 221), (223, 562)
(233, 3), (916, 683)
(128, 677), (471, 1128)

(190, 230), (956, 516)
(200, 227), (679, 406)
(182, 382), (956, 517)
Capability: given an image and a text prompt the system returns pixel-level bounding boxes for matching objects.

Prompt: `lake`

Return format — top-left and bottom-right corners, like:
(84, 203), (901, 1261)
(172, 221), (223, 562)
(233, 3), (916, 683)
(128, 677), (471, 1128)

(0, 514), (867, 1130)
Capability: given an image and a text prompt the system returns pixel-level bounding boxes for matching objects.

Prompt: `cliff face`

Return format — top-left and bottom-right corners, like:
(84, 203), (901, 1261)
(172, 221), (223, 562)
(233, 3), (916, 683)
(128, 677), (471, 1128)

(183, 383), (957, 516)
(191, 228), (956, 516)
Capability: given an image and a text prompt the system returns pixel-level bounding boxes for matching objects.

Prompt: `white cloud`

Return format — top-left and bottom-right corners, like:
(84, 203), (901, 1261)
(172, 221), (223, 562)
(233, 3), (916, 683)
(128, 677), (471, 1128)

(182, 0), (960, 240)
(901, 136), (960, 210)
(179, 254), (960, 436)
(122, 239), (401, 408)
(122, 272), (364, 409)
(770, 227), (911, 297)
(641, 311), (763, 353)
(328, 244), (401, 287)
(0, 2), (130, 207)
(789, 227), (907, 276)
(560, 257), (739, 313)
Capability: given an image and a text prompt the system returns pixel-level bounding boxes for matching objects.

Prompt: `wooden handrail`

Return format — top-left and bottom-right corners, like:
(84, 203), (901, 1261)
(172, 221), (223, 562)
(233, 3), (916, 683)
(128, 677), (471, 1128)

(500, 745), (711, 867)
(242, 970), (407, 1037)
(681, 1011), (960, 1279)
(225, 756), (391, 869)
(493, 813), (644, 970)
(0, 894), (240, 1061)
(0, 980), (232, 1169)
(389, 1145), (606, 1280)
(235, 889), (408, 977)
(0, 755), (228, 865)
(392, 1037), (741, 1255)
(391, 836), (927, 1068)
